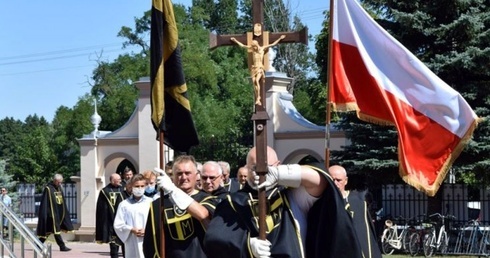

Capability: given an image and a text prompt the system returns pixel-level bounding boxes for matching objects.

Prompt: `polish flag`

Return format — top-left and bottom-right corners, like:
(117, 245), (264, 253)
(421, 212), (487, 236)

(329, 0), (479, 196)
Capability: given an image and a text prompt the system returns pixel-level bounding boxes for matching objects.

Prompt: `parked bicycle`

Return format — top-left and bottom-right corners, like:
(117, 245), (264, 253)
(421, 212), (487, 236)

(423, 213), (456, 257)
(408, 215), (432, 256)
(381, 216), (417, 255)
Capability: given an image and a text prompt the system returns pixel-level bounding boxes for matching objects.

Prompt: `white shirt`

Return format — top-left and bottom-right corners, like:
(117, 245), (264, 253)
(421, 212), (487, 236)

(287, 186), (318, 249)
(113, 195), (152, 258)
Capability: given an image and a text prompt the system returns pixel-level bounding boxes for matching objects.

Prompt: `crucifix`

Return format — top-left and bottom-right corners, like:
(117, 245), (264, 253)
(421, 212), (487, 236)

(209, 0), (308, 240)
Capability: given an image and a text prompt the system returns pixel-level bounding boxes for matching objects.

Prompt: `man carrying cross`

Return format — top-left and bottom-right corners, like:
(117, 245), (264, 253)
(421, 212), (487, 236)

(203, 146), (364, 257)
(205, 0), (363, 256)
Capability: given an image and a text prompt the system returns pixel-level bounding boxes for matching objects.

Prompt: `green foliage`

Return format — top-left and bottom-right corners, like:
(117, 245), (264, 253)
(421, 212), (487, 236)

(0, 160), (16, 191)
(0, 117), (24, 159)
(292, 79), (326, 125)
(51, 95), (95, 177)
(7, 115), (58, 184)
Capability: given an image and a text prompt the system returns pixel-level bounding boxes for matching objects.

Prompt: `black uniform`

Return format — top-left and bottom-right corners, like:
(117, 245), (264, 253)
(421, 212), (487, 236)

(224, 178), (242, 193)
(143, 190), (218, 258)
(344, 190), (382, 258)
(210, 186), (229, 202)
(204, 166), (364, 258)
(95, 183), (126, 258)
(36, 182), (74, 249)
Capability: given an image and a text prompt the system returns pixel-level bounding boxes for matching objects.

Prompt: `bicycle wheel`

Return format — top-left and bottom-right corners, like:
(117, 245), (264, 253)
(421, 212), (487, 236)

(381, 228), (396, 255)
(423, 232), (435, 257)
(440, 230), (448, 254)
(402, 229), (412, 251)
(408, 232), (421, 256)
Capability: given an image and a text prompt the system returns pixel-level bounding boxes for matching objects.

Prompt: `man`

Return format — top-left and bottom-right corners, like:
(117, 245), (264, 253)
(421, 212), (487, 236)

(218, 161), (241, 193)
(202, 161), (228, 200)
(143, 155), (218, 258)
(195, 162), (203, 190)
(236, 166), (248, 186)
(95, 173), (126, 258)
(329, 165), (382, 258)
(204, 146), (363, 258)
(37, 174), (73, 252)
(1, 187), (12, 237)
(114, 174), (152, 258)
(122, 167), (134, 198)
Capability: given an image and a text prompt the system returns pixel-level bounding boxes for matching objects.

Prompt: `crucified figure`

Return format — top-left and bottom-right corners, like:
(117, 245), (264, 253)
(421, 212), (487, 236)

(231, 35), (286, 105)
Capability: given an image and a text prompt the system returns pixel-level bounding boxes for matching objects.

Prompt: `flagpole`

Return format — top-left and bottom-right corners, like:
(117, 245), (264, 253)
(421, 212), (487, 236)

(159, 130), (166, 258)
(325, 0), (336, 170)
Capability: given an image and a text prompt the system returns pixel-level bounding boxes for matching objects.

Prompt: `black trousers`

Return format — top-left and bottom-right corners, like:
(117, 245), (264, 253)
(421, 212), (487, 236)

(110, 243), (119, 258)
(39, 233), (66, 248)
(110, 242), (125, 258)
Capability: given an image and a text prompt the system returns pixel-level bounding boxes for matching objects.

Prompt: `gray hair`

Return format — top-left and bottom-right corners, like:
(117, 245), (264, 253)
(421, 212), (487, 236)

(217, 161), (230, 174)
(53, 174), (63, 181)
(203, 161), (223, 175)
(196, 162), (203, 174)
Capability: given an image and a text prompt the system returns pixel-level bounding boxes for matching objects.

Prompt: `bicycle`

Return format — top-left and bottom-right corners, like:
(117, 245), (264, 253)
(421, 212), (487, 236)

(408, 215), (432, 256)
(380, 216), (416, 255)
(423, 213), (456, 257)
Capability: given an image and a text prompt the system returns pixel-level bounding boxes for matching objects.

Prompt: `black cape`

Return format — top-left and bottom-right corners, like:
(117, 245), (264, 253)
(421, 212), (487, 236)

(305, 166), (363, 257)
(210, 186), (229, 202)
(345, 190), (382, 258)
(95, 183), (126, 244)
(36, 182), (74, 237)
(204, 165), (364, 258)
(143, 190), (218, 258)
(224, 178), (242, 193)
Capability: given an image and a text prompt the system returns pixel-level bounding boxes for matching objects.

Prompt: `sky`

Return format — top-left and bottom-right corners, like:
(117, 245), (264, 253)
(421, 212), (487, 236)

(0, 0), (328, 123)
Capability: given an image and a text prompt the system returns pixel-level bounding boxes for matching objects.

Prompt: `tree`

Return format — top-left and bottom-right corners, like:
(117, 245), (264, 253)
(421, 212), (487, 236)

(0, 117), (24, 159)
(8, 115), (59, 189)
(0, 159), (16, 193)
(51, 95), (95, 177)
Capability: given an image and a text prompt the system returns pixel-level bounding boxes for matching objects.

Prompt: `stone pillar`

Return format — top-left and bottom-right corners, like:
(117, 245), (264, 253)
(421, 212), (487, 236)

(75, 138), (99, 241)
(264, 71), (294, 149)
(134, 79), (160, 172)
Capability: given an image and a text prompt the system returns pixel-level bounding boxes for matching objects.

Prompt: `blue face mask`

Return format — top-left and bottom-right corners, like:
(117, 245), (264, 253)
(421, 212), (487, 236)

(145, 185), (156, 194)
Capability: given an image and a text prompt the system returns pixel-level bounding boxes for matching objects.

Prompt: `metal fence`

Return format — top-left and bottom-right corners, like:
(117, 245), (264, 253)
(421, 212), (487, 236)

(13, 182), (488, 228)
(380, 183), (489, 224)
(17, 183), (78, 221)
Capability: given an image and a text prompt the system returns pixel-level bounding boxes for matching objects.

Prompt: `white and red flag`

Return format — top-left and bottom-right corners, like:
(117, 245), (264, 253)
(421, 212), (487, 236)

(329, 0), (479, 196)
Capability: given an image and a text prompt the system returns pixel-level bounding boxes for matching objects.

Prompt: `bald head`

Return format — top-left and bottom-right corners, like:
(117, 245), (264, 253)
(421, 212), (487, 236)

(110, 173), (122, 187)
(246, 146), (279, 168)
(328, 165), (348, 195)
(245, 146), (280, 187)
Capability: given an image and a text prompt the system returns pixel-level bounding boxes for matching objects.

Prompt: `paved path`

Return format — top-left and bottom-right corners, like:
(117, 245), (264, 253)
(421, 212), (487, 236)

(3, 241), (117, 258)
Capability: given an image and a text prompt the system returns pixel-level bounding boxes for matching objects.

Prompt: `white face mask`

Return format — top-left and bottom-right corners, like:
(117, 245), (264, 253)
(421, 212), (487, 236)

(132, 187), (145, 197)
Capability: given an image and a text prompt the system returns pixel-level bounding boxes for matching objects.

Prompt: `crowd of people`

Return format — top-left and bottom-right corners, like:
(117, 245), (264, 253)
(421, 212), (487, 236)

(26, 145), (380, 258)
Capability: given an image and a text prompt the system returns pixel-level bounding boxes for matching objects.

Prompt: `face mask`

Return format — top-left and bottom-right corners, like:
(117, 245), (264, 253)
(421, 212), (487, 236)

(145, 185), (155, 194)
(132, 187), (145, 197)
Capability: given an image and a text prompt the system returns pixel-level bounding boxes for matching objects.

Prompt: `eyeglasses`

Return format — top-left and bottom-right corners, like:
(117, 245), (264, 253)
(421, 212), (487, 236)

(201, 175), (220, 181)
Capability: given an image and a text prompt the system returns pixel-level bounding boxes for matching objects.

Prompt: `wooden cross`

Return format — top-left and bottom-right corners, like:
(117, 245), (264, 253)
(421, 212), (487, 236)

(209, 0), (308, 240)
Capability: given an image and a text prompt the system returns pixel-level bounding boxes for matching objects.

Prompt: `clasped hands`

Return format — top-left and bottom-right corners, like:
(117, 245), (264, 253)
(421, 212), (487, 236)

(131, 228), (145, 237)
